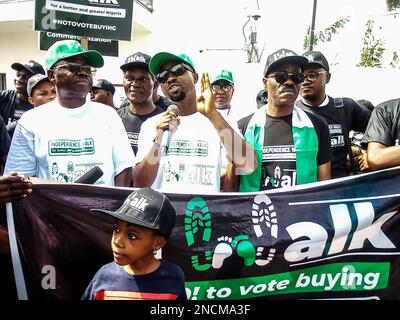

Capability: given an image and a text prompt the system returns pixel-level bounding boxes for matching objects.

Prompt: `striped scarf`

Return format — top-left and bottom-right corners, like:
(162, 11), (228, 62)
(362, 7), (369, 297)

(239, 105), (319, 192)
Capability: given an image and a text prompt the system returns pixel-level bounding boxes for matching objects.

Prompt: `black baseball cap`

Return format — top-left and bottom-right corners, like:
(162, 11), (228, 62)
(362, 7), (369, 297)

(263, 48), (308, 76)
(91, 79), (115, 95)
(256, 89), (268, 108)
(303, 50), (330, 71)
(11, 60), (45, 75)
(120, 52), (151, 71)
(91, 188), (176, 238)
(27, 74), (52, 97)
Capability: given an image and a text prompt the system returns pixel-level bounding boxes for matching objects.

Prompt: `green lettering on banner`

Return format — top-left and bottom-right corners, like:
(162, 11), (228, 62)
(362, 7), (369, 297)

(185, 262), (390, 300)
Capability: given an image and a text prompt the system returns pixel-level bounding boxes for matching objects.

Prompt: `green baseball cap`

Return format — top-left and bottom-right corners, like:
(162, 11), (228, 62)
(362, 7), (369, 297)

(149, 52), (195, 76)
(45, 40), (104, 70)
(211, 69), (234, 84)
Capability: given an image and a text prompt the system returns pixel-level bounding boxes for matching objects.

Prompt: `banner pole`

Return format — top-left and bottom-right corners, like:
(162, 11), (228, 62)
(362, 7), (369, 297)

(6, 202), (28, 300)
(81, 37), (89, 50)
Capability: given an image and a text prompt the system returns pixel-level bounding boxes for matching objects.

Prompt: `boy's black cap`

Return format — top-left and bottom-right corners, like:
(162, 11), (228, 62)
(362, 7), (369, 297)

(11, 60), (45, 75)
(91, 79), (115, 95)
(120, 52), (151, 71)
(91, 188), (176, 238)
(303, 50), (330, 71)
(264, 48), (308, 76)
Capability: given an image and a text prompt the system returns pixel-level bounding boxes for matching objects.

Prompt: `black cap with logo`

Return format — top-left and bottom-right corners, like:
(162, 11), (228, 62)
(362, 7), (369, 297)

(120, 52), (152, 71)
(91, 188), (176, 238)
(263, 48), (308, 77)
(303, 50), (330, 71)
(91, 79), (116, 95)
(11, 60), (45, 75)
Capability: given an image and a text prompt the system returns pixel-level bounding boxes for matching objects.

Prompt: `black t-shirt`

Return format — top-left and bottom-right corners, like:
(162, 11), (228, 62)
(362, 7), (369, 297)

(237, 113), (255, 136)
(119, 96), (172, 112)
(260, 112), (331, 191)
(117, 105), (163, 155)
(296, 96), (371, 178)
(154, 95), (173, 111)
(363, 98), (400, 146)
(0, 90), (33, 125)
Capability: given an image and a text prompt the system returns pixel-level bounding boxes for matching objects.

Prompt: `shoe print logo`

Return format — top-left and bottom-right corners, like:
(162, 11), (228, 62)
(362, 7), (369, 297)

(185, 197), (212, 271)
(184, 194), (278, 271)
(252, 194), (278, 266)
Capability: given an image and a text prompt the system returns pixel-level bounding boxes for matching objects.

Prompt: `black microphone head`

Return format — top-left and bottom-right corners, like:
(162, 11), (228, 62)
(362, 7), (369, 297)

(167, 104), (179, 116)
(75, 166), (104, 184)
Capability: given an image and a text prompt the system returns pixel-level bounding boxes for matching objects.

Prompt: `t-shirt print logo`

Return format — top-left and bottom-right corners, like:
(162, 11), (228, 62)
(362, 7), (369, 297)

(48, 138), (95, 156)
(128, 196), (149, 212)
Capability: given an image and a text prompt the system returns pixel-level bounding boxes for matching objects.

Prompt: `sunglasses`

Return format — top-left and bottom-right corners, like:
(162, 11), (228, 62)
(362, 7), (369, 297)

(156, 63), (193, 83)
(303, 71), (326, 82)
(212, 84), (233, 93)
(54, 63), (97, 76)
(265, 71), (305, 85)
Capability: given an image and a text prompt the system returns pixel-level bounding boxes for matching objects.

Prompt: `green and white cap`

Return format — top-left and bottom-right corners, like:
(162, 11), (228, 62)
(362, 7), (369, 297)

(45, 40), (104, 70)
(211, 69), (234, 84)
(149, 52), (195, 76)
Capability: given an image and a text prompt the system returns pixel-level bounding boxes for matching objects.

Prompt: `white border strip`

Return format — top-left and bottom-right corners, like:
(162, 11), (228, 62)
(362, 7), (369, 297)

(6, 202), (28, 300)
(290, 251), (400, 267)
(289, 193), (400, 206)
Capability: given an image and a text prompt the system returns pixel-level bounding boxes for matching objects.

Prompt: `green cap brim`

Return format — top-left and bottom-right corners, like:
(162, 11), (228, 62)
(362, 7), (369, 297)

(149, 52), (195, 76)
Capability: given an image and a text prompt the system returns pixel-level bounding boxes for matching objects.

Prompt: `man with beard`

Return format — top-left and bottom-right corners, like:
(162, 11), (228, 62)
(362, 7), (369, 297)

(238, 49), (332, 192)
(133, 52), (257, 192)
(296, 51), (371, 178)
(117, 52), (164, 156)
(0, 60), (45, 136)
(4, 40), (135, 187)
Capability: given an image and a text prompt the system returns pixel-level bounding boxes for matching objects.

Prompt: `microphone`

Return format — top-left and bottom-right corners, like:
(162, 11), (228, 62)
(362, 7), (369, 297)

(75, 166), (104, 184)
(160, 104), (179, 156)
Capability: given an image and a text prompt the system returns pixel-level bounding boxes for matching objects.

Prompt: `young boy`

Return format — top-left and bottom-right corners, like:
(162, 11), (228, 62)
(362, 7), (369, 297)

(27, 73), (56, 107)
(82, 187), (187, 300)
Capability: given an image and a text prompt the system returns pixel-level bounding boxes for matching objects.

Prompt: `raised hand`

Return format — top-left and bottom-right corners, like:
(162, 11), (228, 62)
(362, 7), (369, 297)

(196, 73), (218, 119)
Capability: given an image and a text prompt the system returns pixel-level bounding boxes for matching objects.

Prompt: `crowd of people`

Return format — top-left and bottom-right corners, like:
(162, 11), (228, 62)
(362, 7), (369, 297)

(1, 39), (400, 300)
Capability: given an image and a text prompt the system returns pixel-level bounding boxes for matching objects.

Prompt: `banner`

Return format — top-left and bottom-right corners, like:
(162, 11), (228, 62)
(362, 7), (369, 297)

(34, 0), (134, 41)
(39, 32), (118, 57)
(8, 167), (400, 300)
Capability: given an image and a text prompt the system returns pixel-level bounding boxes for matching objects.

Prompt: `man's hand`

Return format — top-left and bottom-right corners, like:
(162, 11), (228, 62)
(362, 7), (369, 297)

(197, 73), (218, 119)
(357, 150), (370, 172)
(154, 110), (180, 142)
(0, 172), (33, 205)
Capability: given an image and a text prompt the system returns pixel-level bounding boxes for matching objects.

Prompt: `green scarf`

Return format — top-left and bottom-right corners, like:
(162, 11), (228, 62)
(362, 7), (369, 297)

(239, 105), (319, 192)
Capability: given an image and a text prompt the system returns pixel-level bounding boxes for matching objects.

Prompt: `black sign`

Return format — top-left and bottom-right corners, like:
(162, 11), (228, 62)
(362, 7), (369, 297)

(8, 167), (400, 300)
(34, 0), (133, 41)
(39, 31), (118, 57)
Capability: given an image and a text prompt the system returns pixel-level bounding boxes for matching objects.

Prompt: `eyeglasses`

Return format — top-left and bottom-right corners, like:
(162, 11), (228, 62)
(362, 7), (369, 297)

(53, 63), (97, 76)
(303, 71), (326, 82)
(156, 63), (193, 83)
(265, 72), (305, 85)
(212, 84), (233, 93)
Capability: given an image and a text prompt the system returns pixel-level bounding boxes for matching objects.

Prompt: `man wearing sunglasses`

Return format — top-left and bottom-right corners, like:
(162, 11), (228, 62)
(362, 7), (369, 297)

(238, 48), (332, 192)
(296, 51), (371, 178)
(5, 40), (135, 187)
(117, 52), (164, 156)
(133, 52), (257, 192)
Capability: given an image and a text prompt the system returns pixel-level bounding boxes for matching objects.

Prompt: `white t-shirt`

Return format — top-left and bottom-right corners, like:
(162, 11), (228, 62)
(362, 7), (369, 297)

(5, 100), (136, 186)
(136, 112), (230, 193)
